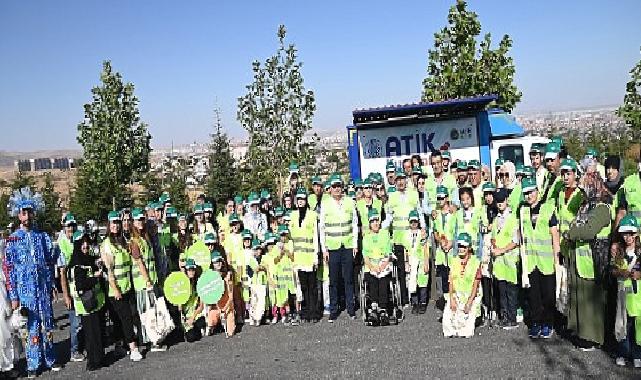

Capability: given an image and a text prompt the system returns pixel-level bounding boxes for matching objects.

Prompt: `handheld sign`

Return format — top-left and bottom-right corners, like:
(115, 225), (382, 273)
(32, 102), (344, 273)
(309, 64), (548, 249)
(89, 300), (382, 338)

(163, 272), (191, 305)
(196, 269), (225, 305)
(186, 240), (211, 268)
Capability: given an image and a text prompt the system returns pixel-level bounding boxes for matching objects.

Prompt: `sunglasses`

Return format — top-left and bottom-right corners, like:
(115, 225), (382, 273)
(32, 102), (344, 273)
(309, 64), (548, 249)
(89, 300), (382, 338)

(331, 183), (342, 188)
(498, 173), (509, 178)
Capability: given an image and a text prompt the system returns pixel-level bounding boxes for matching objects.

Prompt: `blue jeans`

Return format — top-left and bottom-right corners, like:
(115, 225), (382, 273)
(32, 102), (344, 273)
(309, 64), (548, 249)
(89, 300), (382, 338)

(329, 247), (355, 316)
(619, 316), (641, 360)
(69, 308), (81, 354)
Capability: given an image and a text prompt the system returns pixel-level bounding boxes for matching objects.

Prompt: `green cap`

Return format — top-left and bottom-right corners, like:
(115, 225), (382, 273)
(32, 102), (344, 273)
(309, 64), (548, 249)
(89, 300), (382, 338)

(203, 232), (217, 244)
(234, 195), (244, 204)
(387, 186), (396, 193)
(63, 213), (77, 226)
(365, 208), (379, 222)
(248, 192), (260, 205)
(347, 190), (356, 198)
(441, 150), (451, 159)
(251, 238), (262, 250)
(411, 165), (422, 174)
(456, 232), (472, 247)
(260, 189), (271, 199)
(229, 213), (240, 223)
(330, 173), (343, 185)
(165, 206), (178, 218)
(132, 208), (145, 220)
(264, 232), (276, 245)
(184, 258), (197, 269)
(551, 136), (563, 147)
(521, 177), (538, 194)
(283, 210), (291, 222)
(210, 250), (223, 262)
(363, 178), (373, 188)
(152, 202), (163, 210)
(467, 160), (481, 170)
(72, 230), (84, 242)
(289, 162), (300, 173)
(530, 143), (544, 154)
(482, 182), (496, 193)
(295, 187), (308, 199)
(108, 211), (121, 222)
(560, 159), (577, 172)
(545, 142), (561, 159)
(456, 160), (468, 171)
(242, 229), (252, 240)
(277, 224), (289, 235)
(193, 204), (204, 214)
(495, 158), (505, 167)
(159, 192), (171, 204)
(436, 185), (448, 198)
(408, 209), (420, 222)
(395, 167), (406, 178)
(178, 213), (187, 221)
(385, 160), (395, 172)
(311, 175), (322, 185)
(586, 148), (598, 159)
(619, 215), (639, 233)
(274, 206), (285, 218)
(354, 179), (363, 188)
(203, 202), (213, 212)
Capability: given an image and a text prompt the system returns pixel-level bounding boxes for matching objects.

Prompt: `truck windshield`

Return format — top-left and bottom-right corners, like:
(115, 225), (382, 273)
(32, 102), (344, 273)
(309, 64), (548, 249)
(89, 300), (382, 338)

(498, 144), (524, 166)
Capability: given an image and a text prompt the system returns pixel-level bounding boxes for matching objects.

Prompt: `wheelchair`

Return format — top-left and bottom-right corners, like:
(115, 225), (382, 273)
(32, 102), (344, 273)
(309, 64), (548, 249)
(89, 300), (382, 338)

(359, 255), (403, 326)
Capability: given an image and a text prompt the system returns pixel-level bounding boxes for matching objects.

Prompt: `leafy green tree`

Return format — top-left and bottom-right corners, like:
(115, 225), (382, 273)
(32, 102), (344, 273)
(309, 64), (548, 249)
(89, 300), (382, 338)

(10, 171), (36, 190)
(71, 61), (151, 221)
(422, 0), (521, 112)
(206, 107), (236, 212)
(617, 46), (641, 148)
(237, 25), (317, 195)
(163, 157), (189, 214)
(138, 171), (162, 208)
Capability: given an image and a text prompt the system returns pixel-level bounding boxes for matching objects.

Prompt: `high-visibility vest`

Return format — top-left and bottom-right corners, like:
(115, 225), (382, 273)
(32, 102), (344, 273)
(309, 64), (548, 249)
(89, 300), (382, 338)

(58, 234), (73, 265)
(492, 212), (519, 284)
(308, 193), (323, 213)
(508, 183), (523, 211)
(573, 202), (612, 280)
(542, 174), (563, 206)
(455, 208), (481, 249)
(321, 196), (355, 250)
(425, 175), (457, 211)
(216, 213), (231, 234)
(289, 209), (317, 271)
(450, 255), (480, 298)
(182, 288), (200, 331)
(101, 239), (132, 297)
(387, 189), (419, 245)
(131, 236), (157, 291)
(623, 174), (641, 222)
(362, 230), (392, 261)
(433, 209), (456, 267)
(356, 198), (382, 234)
(558, 187), (584, 234)
(68, 265), (105, 315)
(521, 203), (556, 276)
(224, 233), (243, 278)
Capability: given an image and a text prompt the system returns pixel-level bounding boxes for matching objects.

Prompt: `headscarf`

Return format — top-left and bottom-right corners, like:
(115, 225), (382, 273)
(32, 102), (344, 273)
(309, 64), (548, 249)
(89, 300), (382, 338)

(500, 162), (516, 189)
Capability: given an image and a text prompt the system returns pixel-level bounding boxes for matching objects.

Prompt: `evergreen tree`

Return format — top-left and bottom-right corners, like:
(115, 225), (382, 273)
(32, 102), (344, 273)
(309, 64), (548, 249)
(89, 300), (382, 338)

(206, 107), (236, 212)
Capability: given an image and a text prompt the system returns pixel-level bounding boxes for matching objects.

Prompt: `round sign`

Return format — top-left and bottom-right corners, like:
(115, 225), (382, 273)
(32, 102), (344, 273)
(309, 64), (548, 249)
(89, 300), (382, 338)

(163, 271), (191, 305)
(196, 269), (225, 305)
(186, 240), (211, 268)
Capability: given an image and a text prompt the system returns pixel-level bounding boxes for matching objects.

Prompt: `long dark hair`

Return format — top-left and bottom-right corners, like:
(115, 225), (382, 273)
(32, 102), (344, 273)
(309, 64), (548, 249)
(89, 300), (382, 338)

(108, 221), (127, 250)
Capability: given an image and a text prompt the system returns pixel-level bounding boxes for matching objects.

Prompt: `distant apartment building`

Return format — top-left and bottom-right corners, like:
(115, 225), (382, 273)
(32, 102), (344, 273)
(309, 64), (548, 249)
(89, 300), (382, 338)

(15, 157), (78, 172)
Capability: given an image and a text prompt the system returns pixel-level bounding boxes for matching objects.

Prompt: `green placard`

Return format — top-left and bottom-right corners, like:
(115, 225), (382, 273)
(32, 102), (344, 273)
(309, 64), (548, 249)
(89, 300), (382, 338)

(186, 240), (211, 268)
(197, 269), (225, 305)
(163, 271), (191, 305)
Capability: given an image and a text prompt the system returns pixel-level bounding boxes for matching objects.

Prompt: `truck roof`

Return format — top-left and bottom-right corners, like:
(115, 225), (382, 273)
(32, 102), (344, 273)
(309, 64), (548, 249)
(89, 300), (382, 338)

(352, 94), (498, 125)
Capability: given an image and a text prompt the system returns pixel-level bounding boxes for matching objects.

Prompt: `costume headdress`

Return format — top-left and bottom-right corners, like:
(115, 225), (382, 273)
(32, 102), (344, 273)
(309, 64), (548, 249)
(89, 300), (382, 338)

(7, 187), (45, 217)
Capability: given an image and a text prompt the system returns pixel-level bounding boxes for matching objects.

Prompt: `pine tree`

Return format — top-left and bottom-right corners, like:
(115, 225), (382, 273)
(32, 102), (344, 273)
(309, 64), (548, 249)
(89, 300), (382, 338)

(206, 107), (236, 212)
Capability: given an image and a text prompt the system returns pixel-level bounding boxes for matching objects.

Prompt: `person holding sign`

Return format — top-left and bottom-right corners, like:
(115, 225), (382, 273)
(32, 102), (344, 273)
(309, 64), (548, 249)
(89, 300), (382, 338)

(181, 259), (205, 342)
(205, 252), (236, 337)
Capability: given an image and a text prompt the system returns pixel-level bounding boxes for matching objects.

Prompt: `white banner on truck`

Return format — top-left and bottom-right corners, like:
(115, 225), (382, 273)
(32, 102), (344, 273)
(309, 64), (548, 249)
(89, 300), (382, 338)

(357, 117), (480, 179)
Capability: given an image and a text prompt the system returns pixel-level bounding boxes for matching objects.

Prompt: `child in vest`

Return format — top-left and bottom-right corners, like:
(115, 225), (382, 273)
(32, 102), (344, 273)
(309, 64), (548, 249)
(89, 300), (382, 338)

(182, 259), (205, 342)
(272, 225), (298, 325)
(248, 238), (268, 326)
(480, 182), (499, 324)
(614, 215), (641, 367)
(442, 233), (482, 338)
(206, 251), (236, 338)
(260, 233), (279, 323)
(490, 189), (521, 330)
(363, 209), (393, 326)
(223, 214), (245, 323)
(432, 185), (456, 310)
(406, 209), (429, 315)
(239, 229), (254, 323)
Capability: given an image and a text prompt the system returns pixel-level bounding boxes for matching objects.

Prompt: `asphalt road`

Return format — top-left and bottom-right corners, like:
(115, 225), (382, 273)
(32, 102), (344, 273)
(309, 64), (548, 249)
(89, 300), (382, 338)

(14, 302), (633, 379)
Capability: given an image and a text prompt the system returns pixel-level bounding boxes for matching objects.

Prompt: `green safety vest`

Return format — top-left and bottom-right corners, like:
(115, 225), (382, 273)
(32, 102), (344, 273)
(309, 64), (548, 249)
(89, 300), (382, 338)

(405, 230), (428, 287)
(68, 265), (105, 315)
(542, 174), (564, 206)
(289, 209), (317, 270)
(356, 198), (383, 234)
(455, 208), (481, 249)
(557, 187), (584, 235)
(362, 230), (392, 273)
(433, 209), (456, 267)
(387, 189), (419, 245)
(101, 239), (132, 297)
(450, 255), (480, 298)
(321, 196), (355, 250)
(58, 234), (74, 265)
(308, 193), (323, 212)
(182, 288), (200, 331)
(508, 183), (523, 211)
(573, 203), (612, 280)
(132, 236), (157, 291)
(425, 174), (457, 211)
(623, 174), (641, 222)
(492, 212), (519, 284)
(521, 203), (556, 276)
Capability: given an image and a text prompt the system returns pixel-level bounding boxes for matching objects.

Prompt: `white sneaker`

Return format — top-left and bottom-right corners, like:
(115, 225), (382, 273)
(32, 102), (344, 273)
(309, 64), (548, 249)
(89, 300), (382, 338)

(150, 345), (167, 352)
(248, 320), (255, 326)
(130, 349), (143, 362)
(616, 357), (626, 366)
(634, 359), (641, 368)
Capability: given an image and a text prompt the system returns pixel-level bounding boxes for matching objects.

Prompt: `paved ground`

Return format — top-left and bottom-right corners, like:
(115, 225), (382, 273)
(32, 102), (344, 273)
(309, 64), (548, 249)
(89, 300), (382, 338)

(11, 302), (632, 379)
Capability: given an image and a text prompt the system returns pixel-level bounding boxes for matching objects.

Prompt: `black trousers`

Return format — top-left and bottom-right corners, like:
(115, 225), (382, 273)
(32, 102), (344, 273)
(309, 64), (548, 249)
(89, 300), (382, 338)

(298, 270), (319, 320)
(185, 317), (206, 343)
(366, 273), (390, 310)
(481, 277), (500, 314)
(393, 244), (409, 305)
(498, 280), (518, 323)
(109, 291), (137, 345)
(81, 312), (104, 368)
(528, 268), (556, 326)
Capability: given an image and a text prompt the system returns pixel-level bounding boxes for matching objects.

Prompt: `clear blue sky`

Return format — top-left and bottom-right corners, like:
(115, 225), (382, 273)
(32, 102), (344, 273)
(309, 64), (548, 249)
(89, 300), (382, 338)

(1, 0), (640, 151)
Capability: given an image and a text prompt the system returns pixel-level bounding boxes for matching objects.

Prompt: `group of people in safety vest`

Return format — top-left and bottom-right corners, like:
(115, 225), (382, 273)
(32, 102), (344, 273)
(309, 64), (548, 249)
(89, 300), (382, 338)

(2, 138), (641, 378)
